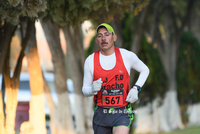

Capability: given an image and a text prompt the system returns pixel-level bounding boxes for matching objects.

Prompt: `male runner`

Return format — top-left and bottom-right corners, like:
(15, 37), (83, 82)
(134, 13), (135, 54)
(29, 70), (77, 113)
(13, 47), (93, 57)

(82, 23), (149, 134)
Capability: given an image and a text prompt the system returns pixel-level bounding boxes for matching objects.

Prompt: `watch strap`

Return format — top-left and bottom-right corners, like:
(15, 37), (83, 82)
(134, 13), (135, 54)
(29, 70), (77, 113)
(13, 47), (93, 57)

(134, 85), (141, 92)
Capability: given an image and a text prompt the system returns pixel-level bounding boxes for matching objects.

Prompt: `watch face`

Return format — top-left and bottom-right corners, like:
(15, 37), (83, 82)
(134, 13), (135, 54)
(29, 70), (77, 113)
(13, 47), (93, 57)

(134, 85), (141, 92)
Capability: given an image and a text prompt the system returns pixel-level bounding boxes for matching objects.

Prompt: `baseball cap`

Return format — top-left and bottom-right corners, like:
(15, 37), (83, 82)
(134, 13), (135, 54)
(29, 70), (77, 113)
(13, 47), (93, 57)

(96, 23), (115, 35)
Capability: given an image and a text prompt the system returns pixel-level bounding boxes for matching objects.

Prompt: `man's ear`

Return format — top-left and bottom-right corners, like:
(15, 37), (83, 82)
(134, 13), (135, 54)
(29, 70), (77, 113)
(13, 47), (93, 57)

(113, 34), (117, 41)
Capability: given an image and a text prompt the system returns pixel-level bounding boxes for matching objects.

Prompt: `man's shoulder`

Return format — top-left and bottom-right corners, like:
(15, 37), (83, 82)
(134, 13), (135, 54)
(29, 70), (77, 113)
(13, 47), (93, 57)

(118, 48), (138, 60)
(85, 53), (94, 62)
(87, 53), (94, 58)
(119, 48), (134, 55)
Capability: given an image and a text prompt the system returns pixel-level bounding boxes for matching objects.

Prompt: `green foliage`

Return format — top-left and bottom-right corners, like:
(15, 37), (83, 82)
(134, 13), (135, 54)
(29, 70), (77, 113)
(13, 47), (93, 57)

(171, 0), (187, 17)
(1, 0), (150, 26)
(136, 35), (168, 106)
(122, 12), (136, 49)
(44, 0), (150, 27)
(177, 31), (200, 104)
(121, 0), (150, 50)
(0, 0), (47, 25)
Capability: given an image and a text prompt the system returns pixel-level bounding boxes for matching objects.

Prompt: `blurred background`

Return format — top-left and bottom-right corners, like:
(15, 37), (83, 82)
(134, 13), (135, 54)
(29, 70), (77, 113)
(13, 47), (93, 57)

(0, 0), (200, 134)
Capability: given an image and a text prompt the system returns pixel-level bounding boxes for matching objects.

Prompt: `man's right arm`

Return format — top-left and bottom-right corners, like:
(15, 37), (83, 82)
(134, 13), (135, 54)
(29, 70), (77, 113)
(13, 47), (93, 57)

(82, 55), (104, 97)
(82, 56), (95, 97)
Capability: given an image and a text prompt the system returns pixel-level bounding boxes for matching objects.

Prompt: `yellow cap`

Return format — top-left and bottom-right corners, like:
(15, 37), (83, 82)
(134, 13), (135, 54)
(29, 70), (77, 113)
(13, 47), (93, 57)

(96, 23), (115, 35)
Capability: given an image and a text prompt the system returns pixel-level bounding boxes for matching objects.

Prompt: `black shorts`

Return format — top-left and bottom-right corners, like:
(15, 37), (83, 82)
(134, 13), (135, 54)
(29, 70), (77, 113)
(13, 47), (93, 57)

(93, 104), (134, 134)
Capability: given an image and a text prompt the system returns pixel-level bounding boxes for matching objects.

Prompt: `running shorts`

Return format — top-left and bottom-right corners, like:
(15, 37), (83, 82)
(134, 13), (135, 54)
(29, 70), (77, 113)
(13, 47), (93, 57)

(93, 104), (134, 134)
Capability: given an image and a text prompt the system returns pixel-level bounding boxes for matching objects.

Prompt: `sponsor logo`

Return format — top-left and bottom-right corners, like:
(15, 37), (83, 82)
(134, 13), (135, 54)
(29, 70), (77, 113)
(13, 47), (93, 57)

(102, 90), (108, 94)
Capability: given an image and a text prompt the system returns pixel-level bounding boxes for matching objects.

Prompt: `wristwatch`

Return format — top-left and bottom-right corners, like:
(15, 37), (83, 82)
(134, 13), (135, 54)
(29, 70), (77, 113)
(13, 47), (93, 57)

(133, 85), (141, 92)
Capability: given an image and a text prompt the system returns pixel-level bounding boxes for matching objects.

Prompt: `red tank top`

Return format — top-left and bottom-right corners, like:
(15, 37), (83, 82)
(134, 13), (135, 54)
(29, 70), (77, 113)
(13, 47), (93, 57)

(93, 47), (130, 108)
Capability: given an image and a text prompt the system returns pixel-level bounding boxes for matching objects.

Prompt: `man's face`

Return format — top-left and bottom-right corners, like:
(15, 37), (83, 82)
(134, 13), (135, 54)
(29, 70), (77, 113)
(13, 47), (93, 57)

(95, 27), (117, 54)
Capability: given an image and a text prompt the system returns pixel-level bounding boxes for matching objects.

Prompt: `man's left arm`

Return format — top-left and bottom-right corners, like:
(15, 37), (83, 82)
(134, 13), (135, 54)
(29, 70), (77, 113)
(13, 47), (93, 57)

(126, 52), (150, 103)
(131, 52), (150, 87)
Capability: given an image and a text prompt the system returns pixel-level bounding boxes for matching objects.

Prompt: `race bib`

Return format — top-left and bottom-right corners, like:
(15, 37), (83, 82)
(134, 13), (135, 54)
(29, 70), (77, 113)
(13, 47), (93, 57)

(101, 89), (124, 107)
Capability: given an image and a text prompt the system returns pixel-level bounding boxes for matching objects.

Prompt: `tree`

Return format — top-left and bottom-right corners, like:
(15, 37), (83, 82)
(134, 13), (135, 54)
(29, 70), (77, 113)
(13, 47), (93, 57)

(0, 22), (16, 134)
(22, 18), (46, 134)
(0, 0), (47, 133)
(186, 1), (200, 126)
(130, 36), (167, 133)
(1, 18), (34, 134)
(62, 25), (86, 134)
(177, 31), (200, 126)
(147, 0), (196, 132)
(40, 16), (76, 134)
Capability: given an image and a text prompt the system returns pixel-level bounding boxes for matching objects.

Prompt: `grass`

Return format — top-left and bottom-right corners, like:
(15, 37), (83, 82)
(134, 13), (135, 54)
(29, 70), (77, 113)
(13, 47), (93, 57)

(130, 126), (200, 134)
(15, 125), (200, 134)
(159, 126), (200, 134)
(133, 126), (200, 134)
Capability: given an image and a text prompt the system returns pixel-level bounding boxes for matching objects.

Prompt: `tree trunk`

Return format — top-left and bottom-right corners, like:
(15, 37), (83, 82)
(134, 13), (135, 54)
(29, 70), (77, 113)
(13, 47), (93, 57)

(189, 9), (200, 42)
(84, 97), (94, 134)
(130, 1), (151, 87)
(0, 23), (16, 74)
(130, 1), (151, 55)
(43, 77), (57, 134)
(153, 8), (184, 132)
(0, 22), (16, 134)
(111, 20), (123, 48)
(134, 103), (153, 133)
(40, 16), (76, 134)
(23, 19), (46, 134)
(154, 90), (184, 132)
(187, 103), (200, 126)
(62, 25), (87, 134)
(3, 43), (20, 134)
(188, 10), (200, 127)
(4, 86), (18, 134)
(0, 91), (5, 134)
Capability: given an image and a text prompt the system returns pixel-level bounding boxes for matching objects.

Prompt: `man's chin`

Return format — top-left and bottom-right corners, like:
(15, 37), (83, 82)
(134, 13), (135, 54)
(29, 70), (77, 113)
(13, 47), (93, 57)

(100, 44), (108, 48)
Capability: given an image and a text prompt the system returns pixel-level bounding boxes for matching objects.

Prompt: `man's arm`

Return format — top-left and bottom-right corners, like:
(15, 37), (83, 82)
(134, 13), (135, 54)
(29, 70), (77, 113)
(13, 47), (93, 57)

(130, 52), (150, 87)
(82, 56), (95, 97)
(82, 55), (103, 97)
(126, 51), (149, 103)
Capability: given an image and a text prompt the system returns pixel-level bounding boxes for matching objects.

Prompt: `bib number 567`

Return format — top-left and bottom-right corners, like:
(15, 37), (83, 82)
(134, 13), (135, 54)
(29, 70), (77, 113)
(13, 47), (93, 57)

(105, 97), (120, 104)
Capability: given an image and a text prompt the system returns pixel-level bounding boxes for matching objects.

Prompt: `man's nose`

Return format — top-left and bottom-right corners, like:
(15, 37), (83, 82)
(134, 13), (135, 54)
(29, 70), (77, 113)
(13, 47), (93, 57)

(102, 35), (106, 40)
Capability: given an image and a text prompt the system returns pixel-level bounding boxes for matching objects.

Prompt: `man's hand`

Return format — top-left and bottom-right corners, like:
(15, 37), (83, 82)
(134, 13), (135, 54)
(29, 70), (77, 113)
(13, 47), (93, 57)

(92, 78), (103, 93)
(126, 87), (138, 103)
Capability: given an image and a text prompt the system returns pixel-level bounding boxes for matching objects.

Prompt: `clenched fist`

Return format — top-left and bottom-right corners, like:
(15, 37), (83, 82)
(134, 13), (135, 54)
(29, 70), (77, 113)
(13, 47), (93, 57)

(126, 87), (138, 103)
(92, 78), (103, 93)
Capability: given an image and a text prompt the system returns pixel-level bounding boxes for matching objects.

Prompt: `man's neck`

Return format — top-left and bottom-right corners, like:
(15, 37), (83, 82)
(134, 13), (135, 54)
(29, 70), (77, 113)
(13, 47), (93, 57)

(100, 46), (115, 56)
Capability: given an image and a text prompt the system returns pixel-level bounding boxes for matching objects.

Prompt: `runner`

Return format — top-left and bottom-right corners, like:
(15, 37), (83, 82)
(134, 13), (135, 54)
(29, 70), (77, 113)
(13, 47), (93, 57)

(82, 23), (150, 134)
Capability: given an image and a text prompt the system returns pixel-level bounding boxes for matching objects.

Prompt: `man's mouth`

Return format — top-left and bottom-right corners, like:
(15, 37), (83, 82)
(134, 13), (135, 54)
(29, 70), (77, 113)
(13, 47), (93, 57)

(101, 42), (108, 46)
